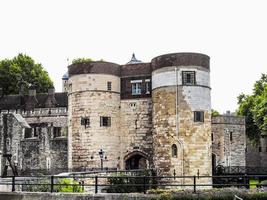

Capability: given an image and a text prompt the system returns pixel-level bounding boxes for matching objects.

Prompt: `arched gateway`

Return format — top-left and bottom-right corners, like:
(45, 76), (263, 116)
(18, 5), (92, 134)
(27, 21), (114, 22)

(124, 151), (148, 170)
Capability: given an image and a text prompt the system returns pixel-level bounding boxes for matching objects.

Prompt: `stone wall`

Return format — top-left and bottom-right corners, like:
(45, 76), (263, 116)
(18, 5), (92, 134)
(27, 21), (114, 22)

(120, 99), (153, 169)
(246, 136), (267, 168)
(211, 116), (246, 167)
(152, 86), (212, 186)
(0, 114), (24, 176)
(151, 63), (212, 187)
(68, 74), (121, 169)
(0, 112), (68, 175)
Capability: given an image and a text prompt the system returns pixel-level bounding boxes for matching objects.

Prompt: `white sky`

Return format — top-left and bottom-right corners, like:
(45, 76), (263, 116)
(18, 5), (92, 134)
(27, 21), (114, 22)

(0, 0), (266, 113)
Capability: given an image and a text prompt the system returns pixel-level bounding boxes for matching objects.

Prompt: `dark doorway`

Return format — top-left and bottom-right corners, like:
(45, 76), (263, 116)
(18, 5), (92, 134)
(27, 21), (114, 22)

(125, 154), (147, 170)
(212, 153), (217, 174)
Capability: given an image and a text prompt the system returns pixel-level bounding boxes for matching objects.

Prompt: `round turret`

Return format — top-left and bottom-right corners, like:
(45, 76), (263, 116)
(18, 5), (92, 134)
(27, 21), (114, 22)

(67, 61), (121, 169)
(151, 53), (212, 186)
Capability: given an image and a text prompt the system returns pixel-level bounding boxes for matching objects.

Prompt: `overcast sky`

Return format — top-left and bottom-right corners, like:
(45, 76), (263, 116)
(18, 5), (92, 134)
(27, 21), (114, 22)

(0, 0), (266, 113)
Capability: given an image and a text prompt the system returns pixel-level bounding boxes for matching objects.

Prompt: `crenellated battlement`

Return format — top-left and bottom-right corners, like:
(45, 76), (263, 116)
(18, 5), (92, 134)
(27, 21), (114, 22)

(0, 107), (67, 117)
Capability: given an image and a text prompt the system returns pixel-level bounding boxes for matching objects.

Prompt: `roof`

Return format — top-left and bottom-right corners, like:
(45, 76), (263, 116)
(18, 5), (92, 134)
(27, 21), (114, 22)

(121, 63), (151, 77)
(0, 92), (68, 110)
(62, 72), (69, 80)
(126, 53), (142, 64)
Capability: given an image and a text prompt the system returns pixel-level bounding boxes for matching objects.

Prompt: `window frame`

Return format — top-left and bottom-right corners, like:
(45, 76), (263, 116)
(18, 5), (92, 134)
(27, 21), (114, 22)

(171, 144), (178, 158)
(81, 117), (90, 128)
(100, 116), (111, 127)
(194, 111), (204, 122)
(107, 81), (112, 91)
(145, 79), (151, 94)
(24, 126), (40, 139)
(182, 71), (196, 85)
(131, 80), (142, 95)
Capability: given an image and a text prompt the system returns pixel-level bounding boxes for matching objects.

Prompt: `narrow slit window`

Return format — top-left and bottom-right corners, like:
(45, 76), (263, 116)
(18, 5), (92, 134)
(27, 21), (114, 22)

(230, 132), (233, 141)
(107, 81), (112, 91)
(172, 144), (178, 157)
(145, 79), (151, 94)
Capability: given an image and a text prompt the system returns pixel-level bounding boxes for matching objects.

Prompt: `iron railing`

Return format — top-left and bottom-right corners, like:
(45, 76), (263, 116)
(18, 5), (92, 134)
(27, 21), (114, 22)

(214, 166), (267, 175)
(1, 174), (267, 194)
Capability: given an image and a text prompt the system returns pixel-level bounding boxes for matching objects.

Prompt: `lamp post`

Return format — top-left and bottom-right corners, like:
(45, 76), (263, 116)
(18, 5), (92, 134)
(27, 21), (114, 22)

(98, 149), (104, 170)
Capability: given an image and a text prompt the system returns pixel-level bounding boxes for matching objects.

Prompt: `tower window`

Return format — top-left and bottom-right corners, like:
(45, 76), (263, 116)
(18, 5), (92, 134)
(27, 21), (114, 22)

(182, 71), (196, 85)
(24, 126), (39, 139)
(145, 79), (151, 94)
(107, 81), (112, 91)
(172, 144), (177, 157)
(194, 111), (204, 122)
(131, 82), (142, 95)
(25, 128), (32, 138)
(230, 132), (233, 141)
(259, 147), (262, 152)
(53, 127), (67, 138)
(100, 116), (111, 127)
(53, 127), (62, 138)
(81, 117), (90, 128)
(211, 132), (214, 142)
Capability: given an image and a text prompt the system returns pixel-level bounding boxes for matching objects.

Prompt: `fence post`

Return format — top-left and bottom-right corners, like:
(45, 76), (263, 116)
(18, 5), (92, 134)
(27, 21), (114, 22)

(51, 175), (54, 193)
(95, 176), (98, 194)
(143, 176), (146, 194)
(12, 176), (15, 192)
(193, 175), (196, 193)
(243, 174), (248, 189)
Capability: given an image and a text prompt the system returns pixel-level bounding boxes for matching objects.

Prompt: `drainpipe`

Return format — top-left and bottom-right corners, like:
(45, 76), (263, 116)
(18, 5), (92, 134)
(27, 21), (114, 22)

(175, 67), (185, 183)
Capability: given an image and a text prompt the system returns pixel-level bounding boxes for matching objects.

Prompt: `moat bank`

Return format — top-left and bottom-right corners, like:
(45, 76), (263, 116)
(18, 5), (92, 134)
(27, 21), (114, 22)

(0, 192), (156, 200)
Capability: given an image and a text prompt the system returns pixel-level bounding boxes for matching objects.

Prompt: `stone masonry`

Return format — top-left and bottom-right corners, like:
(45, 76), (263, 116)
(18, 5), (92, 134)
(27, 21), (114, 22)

(211, 115), (246, 169)
(1, 52), (263, 185)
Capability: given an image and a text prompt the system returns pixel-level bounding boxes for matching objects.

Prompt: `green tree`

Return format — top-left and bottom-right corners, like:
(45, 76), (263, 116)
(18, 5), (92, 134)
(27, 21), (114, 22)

(237, 74), (267, 143)
(211, 109), (220, 117)
(71, 58), (105, 64)
(0, 54), (53, 95)
(72, 57), (93, 64)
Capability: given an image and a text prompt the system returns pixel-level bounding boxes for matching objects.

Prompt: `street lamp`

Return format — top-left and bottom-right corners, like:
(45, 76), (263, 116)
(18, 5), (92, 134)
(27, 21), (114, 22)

(98, 149), (104, 170)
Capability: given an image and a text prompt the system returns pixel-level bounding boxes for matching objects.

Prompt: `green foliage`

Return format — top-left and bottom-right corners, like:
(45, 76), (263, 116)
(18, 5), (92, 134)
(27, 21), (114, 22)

(237, 74), (267, 143)
(25, 179), (50, 192)
(72, 58), (93, 64)
(71, 57), (105, 64)
(211, 109), (220, 117)
(0, 54), (53, 95)
(107, 171), (155, 193)
(55, 178), (84, 193)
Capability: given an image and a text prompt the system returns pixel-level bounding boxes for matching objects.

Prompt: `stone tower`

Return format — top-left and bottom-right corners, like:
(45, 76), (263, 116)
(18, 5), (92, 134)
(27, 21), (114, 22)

(151, 53), (212, 185)
(67, 61), (121, 169)
(62, 72), (69, 92)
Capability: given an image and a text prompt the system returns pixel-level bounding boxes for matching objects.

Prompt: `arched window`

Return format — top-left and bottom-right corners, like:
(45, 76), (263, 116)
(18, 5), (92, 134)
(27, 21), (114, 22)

(172, 144), (177, 157)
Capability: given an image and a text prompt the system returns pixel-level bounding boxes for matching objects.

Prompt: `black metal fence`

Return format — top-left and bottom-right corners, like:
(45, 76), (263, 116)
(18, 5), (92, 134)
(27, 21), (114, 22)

(1, 174), (267, 194)
(215, 166), (267, 175)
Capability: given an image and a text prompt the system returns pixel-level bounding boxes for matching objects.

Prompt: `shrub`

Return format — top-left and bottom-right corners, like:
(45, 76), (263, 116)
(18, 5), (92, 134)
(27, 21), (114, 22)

(55, 178), (84, 193)
(106, 171), (155, 193)
(24, 178), (50, 192)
